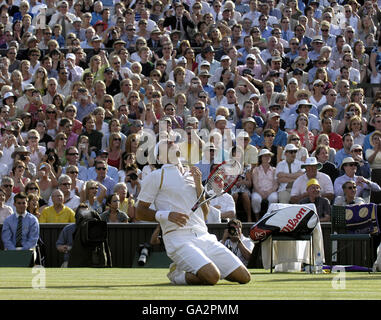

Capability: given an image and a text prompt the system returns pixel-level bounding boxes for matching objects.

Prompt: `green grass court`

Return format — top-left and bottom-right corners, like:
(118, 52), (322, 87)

(1, 268), (381, 300)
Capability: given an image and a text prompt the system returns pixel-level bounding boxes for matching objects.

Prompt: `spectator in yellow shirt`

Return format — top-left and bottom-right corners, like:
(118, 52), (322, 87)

(39, 189), (75, 223)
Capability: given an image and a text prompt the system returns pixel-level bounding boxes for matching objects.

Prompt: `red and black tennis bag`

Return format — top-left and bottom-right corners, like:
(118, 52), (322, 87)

(250, 204), (319, 242)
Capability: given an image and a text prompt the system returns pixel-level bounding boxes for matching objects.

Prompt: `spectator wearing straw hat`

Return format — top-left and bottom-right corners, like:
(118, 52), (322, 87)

(333, 157), (381, 200)
(290, 157), (334, 204)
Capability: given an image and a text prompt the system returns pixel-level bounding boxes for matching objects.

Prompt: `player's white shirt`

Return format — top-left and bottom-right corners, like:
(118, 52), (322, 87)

(138, 163), (208, 235)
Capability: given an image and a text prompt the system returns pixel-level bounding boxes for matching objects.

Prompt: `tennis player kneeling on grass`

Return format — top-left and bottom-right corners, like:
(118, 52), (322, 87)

(136, 140), (251, 285)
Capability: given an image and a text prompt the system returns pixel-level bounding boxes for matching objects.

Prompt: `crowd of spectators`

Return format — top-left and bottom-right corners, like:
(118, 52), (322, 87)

(1, 0), (381, 254)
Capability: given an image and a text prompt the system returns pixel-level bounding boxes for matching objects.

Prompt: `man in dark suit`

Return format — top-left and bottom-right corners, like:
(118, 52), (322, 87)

(163, 2), (195, 40)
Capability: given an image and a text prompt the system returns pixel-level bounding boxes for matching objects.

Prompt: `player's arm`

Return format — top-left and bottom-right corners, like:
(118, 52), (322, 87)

(136, 201), (189, 227)
(136, 201), (157, 222)
(190, 166), (209, 219)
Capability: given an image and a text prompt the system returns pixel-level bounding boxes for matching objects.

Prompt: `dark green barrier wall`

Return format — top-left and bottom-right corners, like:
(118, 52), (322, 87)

(0, 222), (377, 268)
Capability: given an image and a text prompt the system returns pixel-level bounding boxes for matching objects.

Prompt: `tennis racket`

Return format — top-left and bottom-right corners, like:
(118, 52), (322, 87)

(191, 159), (242, 212)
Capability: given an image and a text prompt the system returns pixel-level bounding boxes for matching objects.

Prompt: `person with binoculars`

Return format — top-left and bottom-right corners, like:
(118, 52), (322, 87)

(220, 219), (254, 267)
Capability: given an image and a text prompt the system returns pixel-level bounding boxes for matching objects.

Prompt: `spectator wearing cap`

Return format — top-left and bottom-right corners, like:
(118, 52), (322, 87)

(259, 111), (288, 149)
(251, 148), (279, 221)
(290, 157), (334, 204)
(334, 133), (354, 169)
(169, 56), (195, 84)
(195, 143), (218, 183)
(349, 144), (371, 179)
(65, 53), (83, 83)
(214, 36), (232, 61)
(334, 157), (381, 201)
(237, 52), (267, 85)
(210, 55), (232, 85)
(235, 77), (260, 108)
(309, 36), (324, 62)
(285, 100), (320, 136)
(147, 28), (163, 50)
(236, 101), (264, 131)
(276, 143), (304, 204)
(103, 67), (120, 96)
(237, 131), (258, 169)
(200, 45), (220, 76)
(48, 1), (76, 38)
(299, 178), (331, 222)
(237, 35), (255, 64)
(241, 117), (261, 147)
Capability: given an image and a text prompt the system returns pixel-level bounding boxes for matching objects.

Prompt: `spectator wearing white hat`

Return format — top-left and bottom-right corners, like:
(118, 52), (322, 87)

(334, 157), (381, 201)
(290, 157), (334, 204)
(251, 148), (278, 221)
(276, 143), (304, 204)
(350, 144), (371, 179)
(65, 53), (83, 82)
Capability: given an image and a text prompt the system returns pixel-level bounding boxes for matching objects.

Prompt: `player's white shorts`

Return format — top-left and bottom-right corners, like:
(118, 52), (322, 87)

(163, 229), (244, 279)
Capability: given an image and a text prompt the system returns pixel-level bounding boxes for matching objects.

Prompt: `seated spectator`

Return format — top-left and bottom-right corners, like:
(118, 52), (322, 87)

(113, 182), (135, 222)
(100, 193), (129, 223)
(124, 166), (141, 200)
(365, 131), (381, 170)
(48, 175), (80, 210)
(285, 133), (308, 163)
(334, 133), (354, 168)
(1, 192), (39, 251)
(56, 204), (89, 267)
(230, 147), (252, 222)
(312, 133), (336, 163)
(79, 180), (107, 215)
(0, 187), (12, 223)
(276, 144), (304, 204)
(314, 145), (340, 184)
(220, 219), (254, 267)
(251, 149), (279, 221)
(334, 180), (366, 206)
(334, 157), (381, 201)
(319, 117), (343, 151)
(347, 115), (366, 146)
(350, 144), (371, 179)
(290, 157), (334, 204)
(40, 188), (76, 223)
(287, 112), (315, 153)
(299, 178), (331, 222)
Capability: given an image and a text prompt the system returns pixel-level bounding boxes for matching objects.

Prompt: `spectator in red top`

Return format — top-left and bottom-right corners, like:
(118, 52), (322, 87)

(320, 117), (343, 151)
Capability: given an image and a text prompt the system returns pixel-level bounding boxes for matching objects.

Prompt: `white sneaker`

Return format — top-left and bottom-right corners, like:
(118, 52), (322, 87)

(167, 263), (186, 284)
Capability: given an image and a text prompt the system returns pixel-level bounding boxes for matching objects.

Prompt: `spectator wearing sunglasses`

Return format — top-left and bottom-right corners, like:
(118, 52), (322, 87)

(334, 180), (366, 206)
(333, 157), (381, 201)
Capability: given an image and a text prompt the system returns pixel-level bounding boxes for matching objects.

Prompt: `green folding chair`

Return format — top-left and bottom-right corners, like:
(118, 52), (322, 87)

(330, 205), (373, 271)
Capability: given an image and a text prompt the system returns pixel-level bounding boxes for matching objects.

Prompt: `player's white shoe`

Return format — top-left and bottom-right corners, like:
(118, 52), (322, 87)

(167, 263), (184, 284)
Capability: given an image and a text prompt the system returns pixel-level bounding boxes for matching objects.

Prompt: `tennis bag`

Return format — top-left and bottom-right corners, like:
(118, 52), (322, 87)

(250, 204), (319, 242)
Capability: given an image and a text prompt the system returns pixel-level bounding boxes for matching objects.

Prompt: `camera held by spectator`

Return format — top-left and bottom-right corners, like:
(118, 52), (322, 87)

(137, 242), (151, 266)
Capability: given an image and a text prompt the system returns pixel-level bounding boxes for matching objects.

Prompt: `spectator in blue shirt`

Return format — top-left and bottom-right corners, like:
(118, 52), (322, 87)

(1, 192), (39, 251)
(94, 160), (116, 196)
(334, 133), (354, 168)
